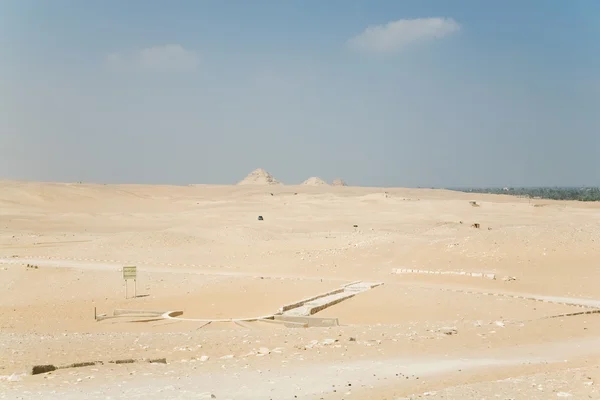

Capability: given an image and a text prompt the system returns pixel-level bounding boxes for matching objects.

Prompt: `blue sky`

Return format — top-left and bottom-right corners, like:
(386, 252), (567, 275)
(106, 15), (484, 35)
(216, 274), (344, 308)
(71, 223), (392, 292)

(1, 0), (599, 187)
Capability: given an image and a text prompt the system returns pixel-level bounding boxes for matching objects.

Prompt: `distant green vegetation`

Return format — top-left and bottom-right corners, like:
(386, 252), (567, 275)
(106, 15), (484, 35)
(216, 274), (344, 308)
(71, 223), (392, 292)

(449, 187), (600, 202)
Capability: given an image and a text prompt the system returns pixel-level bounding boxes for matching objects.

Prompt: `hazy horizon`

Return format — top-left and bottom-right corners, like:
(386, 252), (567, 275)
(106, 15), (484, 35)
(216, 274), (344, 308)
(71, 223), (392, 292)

(1, 1), (599, 188)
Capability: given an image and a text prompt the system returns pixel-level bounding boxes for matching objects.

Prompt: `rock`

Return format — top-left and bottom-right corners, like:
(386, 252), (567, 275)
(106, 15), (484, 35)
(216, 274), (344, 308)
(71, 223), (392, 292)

(321, 339), (338, 346)
(114, 359), (135, 364)
(31, 365), (57, 375)
(199, 356), (210, 362)
(257, 347), (270, 355)
(5, 373), (23, 382)
(439, 327), (457, 335)
(219, 355), (234, 360)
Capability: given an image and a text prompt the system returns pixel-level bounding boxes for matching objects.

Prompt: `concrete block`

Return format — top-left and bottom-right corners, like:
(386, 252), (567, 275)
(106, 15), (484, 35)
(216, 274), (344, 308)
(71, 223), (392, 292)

(113, 309), (165, 316)
(279, 288), (345, 313)
(260, 318), (307, 328)
(284, 322), (308, 328)
(274, 315), (339, 327)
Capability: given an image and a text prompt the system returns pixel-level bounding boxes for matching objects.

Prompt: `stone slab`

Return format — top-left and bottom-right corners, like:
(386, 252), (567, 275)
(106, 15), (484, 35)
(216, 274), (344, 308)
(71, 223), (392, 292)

(274, 315), (339, 327)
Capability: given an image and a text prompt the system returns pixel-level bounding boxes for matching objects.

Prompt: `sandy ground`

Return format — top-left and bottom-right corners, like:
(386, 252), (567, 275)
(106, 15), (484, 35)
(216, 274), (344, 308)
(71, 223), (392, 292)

(2, 180), (600, 399)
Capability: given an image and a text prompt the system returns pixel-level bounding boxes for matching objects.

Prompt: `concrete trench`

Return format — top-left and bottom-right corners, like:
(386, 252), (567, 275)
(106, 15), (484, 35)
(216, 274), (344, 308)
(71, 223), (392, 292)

(95, 281), (384, 326)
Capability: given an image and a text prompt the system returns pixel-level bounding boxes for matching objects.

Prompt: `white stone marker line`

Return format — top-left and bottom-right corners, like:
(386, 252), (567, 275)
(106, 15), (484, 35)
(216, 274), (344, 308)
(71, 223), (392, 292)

(392, 268), (498, 280)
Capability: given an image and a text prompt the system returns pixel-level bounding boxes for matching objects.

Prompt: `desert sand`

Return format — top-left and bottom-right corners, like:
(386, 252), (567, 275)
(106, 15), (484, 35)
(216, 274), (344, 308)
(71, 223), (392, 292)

(2, 176), (600, 399)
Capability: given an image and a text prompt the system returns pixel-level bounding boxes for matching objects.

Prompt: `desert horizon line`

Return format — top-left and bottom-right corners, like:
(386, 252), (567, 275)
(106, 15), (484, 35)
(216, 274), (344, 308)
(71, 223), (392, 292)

(1, 177), (598, 191)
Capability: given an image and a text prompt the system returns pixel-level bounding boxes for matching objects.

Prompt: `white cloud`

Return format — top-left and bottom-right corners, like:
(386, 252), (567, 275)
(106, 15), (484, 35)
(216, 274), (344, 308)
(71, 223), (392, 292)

(105, 44), (200, 72)
(347, 17), (461, 53)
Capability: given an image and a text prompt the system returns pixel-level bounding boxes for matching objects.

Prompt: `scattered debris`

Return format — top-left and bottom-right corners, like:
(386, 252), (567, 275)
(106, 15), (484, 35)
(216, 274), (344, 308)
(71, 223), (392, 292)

(392, 268), (496, 280)
(439, 327), (458, 335)
(67, 362), (96, 369)
(113, 359), (135, 364)
(0, 373), (25, 382)
(31, 357), (168, 375)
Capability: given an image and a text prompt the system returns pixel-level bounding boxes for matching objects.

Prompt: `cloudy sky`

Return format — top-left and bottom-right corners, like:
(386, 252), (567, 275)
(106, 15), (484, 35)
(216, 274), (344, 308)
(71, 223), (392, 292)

(1, 0), (598, 187)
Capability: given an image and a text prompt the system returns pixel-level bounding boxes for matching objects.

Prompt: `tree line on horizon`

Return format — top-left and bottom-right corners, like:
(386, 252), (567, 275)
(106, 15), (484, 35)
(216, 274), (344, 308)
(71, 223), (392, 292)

(449, 187), (600, 202)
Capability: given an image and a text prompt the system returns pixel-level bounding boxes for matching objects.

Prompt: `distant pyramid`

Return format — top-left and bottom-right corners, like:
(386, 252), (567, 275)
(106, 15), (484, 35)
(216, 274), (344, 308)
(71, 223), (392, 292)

(238, 168), (281, 185)
(301, 177), (328, 186)
(331, 178), (347, 187)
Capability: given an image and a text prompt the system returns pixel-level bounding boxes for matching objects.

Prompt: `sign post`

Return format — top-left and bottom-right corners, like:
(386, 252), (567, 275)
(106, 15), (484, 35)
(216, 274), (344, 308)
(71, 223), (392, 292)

(123, 266), (137, 299)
